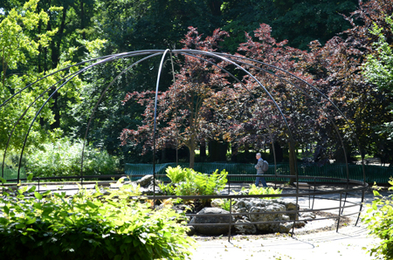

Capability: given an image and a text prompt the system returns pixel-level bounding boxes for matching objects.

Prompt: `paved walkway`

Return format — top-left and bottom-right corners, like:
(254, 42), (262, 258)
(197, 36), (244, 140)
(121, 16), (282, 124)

(190, 185), (381, 260)
(190, 225), (376, 260)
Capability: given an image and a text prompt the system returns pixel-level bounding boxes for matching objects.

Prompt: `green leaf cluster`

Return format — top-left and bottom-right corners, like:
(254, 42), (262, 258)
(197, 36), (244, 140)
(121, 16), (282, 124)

(363, 15), (393, 92)
(0, 178), (195, 259)
(159, 166), (228, 196)
(211, 198), (236, 212)
(245, 184), (283, 199)
(0, 0), (59, 150)
(362, 179), (393, 259)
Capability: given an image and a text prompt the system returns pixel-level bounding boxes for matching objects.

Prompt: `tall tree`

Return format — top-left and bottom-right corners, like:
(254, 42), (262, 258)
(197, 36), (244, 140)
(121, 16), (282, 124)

(0, 0), (59, 150)
(363, 13), (393, 162)
(81, 0), (363, 160)
(305, 0), (393, 162)
(225, 23), (319, 175)
(0, 0), (106, 151)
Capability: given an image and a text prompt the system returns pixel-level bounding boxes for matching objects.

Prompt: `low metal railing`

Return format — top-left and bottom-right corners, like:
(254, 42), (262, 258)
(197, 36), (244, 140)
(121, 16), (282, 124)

(1, 174), (368, 242)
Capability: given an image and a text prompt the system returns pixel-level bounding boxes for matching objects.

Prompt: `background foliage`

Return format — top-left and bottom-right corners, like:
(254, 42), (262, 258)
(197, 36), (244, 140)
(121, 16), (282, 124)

(25, 138), (120, 177)
(1, 0), (393, 177)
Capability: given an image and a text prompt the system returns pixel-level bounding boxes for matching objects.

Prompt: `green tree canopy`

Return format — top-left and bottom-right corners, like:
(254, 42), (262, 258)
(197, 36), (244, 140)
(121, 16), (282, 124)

(363, 14), (393, 148)
(0, 0), (60, 150)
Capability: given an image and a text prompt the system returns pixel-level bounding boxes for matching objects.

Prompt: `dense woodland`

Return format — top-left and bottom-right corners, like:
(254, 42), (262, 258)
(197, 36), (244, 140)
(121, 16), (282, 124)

(1, 0), (393, 173)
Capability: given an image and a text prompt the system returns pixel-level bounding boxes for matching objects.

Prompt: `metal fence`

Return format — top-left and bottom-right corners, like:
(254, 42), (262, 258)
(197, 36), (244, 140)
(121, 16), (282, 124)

(0, 173), (368, 242)
(125, 162), (392, 184)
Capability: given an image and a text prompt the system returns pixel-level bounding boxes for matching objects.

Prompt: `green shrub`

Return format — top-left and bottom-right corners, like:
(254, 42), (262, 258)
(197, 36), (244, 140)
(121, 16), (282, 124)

(159, 166), (228, 196)
(362, 179), (393, 259)
(165, 165), (193, 183)
(245, 184), (282, 199)
(211, 186), (282, 212)
(25, 138), (120, 178)
(0, 178), (195, 260)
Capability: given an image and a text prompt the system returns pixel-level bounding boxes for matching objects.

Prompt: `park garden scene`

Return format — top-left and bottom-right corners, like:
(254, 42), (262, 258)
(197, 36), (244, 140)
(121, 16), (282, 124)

(1, 0), (393, 259)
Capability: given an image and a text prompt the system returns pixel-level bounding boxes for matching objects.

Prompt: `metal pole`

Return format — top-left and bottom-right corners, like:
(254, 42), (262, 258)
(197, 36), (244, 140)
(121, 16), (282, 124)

(228, 198), (233, 242)
(337, 192), (343, 232)
(153, 49), (171, 206)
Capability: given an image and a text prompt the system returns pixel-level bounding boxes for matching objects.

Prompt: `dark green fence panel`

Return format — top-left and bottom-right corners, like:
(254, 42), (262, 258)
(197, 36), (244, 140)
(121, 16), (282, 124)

(125, 162), (393, 184)
(364, 165), (393, 183)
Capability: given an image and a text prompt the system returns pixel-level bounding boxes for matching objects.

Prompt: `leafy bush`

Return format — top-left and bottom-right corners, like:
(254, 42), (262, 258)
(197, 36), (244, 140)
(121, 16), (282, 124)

(25, 138), (120, 177)
(362, 180), (393, 259)
(210, 186), (282, 212)
(245, 184), (283, 199)
(0, 178), (195, 260)
(159, 166), (228, 196)
(165, 165), (193, 183)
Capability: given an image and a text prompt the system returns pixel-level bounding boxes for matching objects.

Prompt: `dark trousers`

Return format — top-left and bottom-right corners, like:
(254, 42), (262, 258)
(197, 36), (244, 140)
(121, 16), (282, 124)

(255, 174), (267, 187)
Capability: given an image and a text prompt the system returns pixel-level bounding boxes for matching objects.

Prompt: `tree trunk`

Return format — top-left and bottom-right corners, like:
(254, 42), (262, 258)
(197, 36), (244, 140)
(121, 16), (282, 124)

(200, 140), (206, 161)
(208, 140), (229, 162)
(48, 7), (67, 130)
(231, 143), (238, 162)
(274, 141), (283, 163)
(189, 145), (195, 169)
(288, 142), (297, 184)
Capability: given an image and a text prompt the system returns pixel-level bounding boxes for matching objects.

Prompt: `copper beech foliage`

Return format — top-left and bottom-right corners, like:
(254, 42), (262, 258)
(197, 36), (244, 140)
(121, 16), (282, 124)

(120, 0), (393, 165)
(120, 27), (231, 168)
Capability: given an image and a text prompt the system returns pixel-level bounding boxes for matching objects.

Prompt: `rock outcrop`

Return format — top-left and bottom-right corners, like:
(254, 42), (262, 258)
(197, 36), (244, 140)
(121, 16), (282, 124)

(193, 198), (301, 235)
(189, 207), (235, 236)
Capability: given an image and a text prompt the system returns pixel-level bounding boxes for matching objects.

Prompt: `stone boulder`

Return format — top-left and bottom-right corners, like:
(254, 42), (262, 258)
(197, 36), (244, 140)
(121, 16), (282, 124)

(232, 198), (298, 234)
(136, 175), (154, 187)
(135, 175), (163, 195)
(190, 207), (234, 236)
(234, 218), (257, 234)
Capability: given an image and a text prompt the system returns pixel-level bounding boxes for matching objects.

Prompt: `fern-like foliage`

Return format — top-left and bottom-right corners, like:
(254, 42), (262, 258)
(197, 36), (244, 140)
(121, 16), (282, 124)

(160, 166), (228, 196)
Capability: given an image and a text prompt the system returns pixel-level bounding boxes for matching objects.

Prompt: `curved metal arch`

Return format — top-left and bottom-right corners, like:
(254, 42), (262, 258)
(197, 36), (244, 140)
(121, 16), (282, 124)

(0, 51), (147, 109)
(9, 51), (166, 178)
(0, 48), (364, 188)
(174, 49), (299, 176)
(2, 73), (77, 178)
(81, 52), (164, 177)
(2, 50), (167, 179)
(151, 49), (175, 197)
(181, 50), (361, 184)
(13, 53), (132, 179)
(219, 55), (353, 182)
(171, 50), (280, 172)
(220, 53), (366, 182)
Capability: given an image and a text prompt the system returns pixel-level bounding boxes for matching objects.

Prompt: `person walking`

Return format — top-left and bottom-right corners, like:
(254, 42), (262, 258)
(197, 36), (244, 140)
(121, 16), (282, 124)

(255, 152), (268, 187)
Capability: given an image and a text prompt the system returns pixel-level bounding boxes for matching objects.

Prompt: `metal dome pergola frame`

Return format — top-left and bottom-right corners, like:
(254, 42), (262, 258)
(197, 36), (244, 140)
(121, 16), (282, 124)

(0, 49), (368, 237)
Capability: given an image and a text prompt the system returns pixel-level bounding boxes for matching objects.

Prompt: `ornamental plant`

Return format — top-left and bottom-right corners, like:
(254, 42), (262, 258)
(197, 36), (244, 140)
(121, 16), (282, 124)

(158, 166), (228, 196)
(0, 177), (195, 260)
(211, 186), (283, 212)
(362, 179), (393, 260)
(246, 184), (283, 199)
